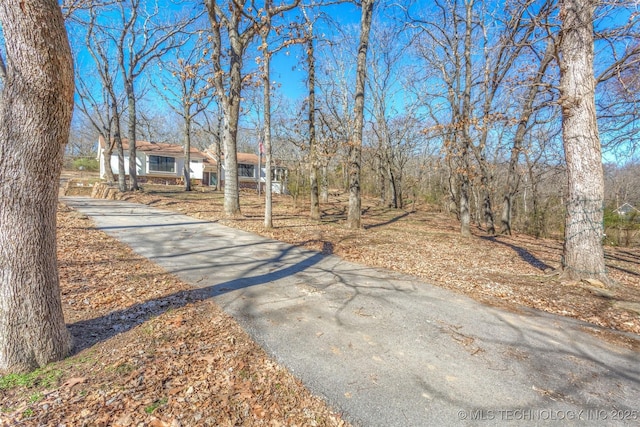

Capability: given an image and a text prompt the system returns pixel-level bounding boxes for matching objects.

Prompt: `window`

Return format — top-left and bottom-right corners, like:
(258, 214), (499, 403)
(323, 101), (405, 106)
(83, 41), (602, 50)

(149, 155), (175, 173)
(238, 164), (255, 178)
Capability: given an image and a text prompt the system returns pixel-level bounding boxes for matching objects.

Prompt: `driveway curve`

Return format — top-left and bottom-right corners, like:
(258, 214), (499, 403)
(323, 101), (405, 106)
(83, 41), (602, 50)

(63, 197), (640, 426)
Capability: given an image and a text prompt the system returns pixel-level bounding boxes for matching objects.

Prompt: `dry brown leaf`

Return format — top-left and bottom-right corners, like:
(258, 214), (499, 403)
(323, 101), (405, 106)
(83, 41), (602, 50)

(61, 376), (86, 389)
(149, 417), (170, 427)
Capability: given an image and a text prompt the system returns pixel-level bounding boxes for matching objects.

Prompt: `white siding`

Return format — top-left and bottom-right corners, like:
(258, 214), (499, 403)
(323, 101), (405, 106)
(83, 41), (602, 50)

(109, 153), (129, 175)
(175, 158), (185, 177)
(190, 159), (205, 180)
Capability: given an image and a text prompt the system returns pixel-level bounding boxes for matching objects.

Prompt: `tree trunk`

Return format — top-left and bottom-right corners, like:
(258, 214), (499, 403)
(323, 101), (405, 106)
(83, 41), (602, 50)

(459, 163), (471, 237)
(559, 0), (608, 283)
(308, 36), (320, 221)
(103, 146), (116, 184)
(375, 153), (385, 204)
(387, 165), (398, 209)
(214, 123), (222, 191)
(115, 136), (126, 192)
(395, 174), (404, 210)
(219, 33), (243, 216)
(126, 83), (139, 191)
(222, 102), (241, 216)
(479, 162), (495, 235)
(262, 35), (273, 229)
(347, 0), (374, 229)
(183, 114), (192, 191)
(111, 101), (127, 192)
(459, 0), (473, 238)
(215, 144), (222, 191)
(446, 151), (459, 217)
(320, 164), (329, 203)
(0, 0), (73, 372)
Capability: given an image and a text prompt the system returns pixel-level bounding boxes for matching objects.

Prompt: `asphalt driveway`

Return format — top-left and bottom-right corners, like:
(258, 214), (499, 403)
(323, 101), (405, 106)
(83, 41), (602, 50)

(62, 197), (640, 426)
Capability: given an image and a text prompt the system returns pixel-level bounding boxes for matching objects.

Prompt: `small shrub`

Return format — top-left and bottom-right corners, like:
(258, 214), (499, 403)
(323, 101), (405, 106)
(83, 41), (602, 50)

(71, 157), (99, 172)
(604, 207), (640, 247)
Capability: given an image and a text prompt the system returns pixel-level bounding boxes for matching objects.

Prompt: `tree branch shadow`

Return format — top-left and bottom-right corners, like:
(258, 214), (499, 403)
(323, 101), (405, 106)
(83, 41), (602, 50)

(364, 211), (413, 230)
(481, 236), (552, 271)
(68, 250), (325, 354)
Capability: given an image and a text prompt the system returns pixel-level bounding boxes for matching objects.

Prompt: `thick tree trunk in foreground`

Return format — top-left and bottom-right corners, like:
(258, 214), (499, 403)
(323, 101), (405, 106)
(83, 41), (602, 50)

(347, 0), (374, 229)
(0, 0), (74, 372)
(558, 0), (608, 283)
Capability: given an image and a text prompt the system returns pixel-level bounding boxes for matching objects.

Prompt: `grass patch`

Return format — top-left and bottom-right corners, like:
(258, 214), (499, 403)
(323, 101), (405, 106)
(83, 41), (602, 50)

(144, 397), (168, 414)
(0, 367), (63, 390)
(29, 392), (43, 403)
(111, 363), (135, 376)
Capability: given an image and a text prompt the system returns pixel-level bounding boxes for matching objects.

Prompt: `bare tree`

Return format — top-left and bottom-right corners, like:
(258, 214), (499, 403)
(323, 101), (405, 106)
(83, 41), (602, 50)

(410, 0), (475, 236)
(303, 8), (321, 220)
(198, 105), (225, 190)
(471, 0), (544, 235)
(0, 0), (74, 372)
(367, 22), (418, 209)
(83, 7), (128, 190)
(558, 0), (608, 283)
(347, 0), (375, 229)
(67, 115), (102, 158)
(154, 34), (214, 191)
(204, 0), (259, 215)
(315, 28), (357, 201)
(500, 39), (555, 234)
(254, 0), (299, 228)
(593, 2), (640, 159)
(115, 0), (199, 191)
(204, 0), (298, 216)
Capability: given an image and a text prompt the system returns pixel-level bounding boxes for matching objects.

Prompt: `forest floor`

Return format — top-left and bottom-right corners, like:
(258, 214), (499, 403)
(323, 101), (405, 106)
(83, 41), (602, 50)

(1, 179), (639, 425)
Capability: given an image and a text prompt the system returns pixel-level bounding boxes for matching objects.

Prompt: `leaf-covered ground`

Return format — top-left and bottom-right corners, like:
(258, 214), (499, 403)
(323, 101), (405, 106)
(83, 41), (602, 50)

(0, 205), (348, 426)
(3, 180), (639, 424)
(117, 185), (640, 345)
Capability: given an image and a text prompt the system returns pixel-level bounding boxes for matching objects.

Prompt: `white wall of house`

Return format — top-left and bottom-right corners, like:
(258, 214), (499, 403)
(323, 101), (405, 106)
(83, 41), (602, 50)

(173, 158), (205, 180)
(106, 152), (143, 176)
(189, 159), (205, 180)
(99, 147), (205, 180)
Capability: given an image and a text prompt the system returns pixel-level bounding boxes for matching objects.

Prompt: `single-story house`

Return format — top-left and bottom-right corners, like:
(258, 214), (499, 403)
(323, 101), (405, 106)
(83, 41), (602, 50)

(98, 136), (208, 184)
(98, 136), (288, 193)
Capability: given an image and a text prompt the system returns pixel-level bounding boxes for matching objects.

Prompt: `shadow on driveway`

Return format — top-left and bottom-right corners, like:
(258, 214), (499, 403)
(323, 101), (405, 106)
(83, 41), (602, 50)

(68, 249), (324, 353)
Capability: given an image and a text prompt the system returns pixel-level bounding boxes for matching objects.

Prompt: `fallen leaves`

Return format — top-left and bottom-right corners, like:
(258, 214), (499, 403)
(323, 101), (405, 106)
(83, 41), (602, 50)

(0, 206), (348, 426)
